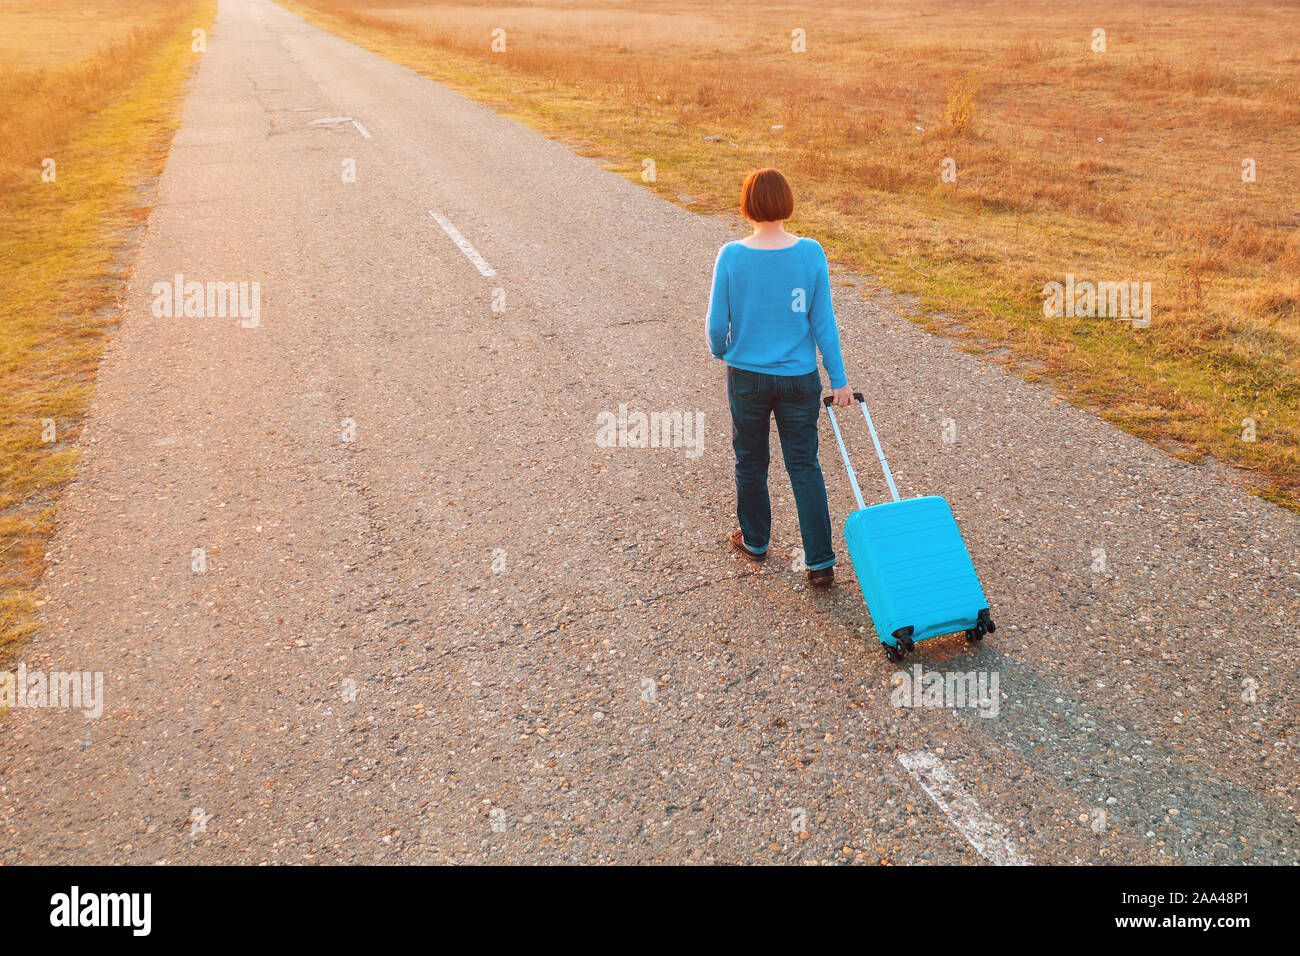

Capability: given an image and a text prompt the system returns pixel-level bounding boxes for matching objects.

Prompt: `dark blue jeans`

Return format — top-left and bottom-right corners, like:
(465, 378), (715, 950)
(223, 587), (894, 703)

(727, 366), (835, 571)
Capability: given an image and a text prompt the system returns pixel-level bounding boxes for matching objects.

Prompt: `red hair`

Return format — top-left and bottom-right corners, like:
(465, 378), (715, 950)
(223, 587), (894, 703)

(740, 168), (795, 222)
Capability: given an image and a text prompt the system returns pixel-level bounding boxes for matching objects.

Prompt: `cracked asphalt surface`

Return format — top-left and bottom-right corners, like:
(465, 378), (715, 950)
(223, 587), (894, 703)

(1, 0), (1296, 864)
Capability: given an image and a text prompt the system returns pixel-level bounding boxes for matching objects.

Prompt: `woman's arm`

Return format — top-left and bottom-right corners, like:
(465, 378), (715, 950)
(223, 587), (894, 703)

(809, 245), (848, 389)
(705, 246), (731, 359)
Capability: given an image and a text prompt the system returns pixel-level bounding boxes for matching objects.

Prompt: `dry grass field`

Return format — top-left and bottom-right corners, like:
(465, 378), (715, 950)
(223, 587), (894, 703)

(0, 0), (213, 660)
(0, 0), (176, 69)
(287, 0), (1300, 506)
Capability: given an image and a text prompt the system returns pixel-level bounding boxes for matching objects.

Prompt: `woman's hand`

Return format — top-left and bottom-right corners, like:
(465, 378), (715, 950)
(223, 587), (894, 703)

(831, 385), (854, 407)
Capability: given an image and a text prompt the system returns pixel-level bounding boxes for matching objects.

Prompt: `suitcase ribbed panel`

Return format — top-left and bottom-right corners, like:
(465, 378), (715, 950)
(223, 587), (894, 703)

(843, 496), (988, 643)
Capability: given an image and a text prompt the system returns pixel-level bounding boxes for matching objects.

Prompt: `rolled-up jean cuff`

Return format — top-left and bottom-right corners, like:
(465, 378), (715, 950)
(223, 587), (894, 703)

(806, 557), (835, 571)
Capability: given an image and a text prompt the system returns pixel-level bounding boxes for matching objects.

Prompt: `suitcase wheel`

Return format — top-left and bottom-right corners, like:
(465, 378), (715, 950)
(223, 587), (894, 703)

(966, 610), (996, 642)
(972, 608), (997, 639)
(883, 642), (905, 663)
(891, 627), (915, 654)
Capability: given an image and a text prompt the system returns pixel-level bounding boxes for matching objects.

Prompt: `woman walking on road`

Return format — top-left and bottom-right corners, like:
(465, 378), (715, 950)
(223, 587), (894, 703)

(706, 168), (852, 588)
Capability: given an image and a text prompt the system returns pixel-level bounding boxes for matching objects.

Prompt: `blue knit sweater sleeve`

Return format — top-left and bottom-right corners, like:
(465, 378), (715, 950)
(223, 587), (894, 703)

(806, 242), (848, 389)
(705, 245), (731, 359)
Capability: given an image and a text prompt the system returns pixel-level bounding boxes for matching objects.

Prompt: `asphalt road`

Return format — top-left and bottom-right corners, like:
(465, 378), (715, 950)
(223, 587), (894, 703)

(1, 0), (1296, 864)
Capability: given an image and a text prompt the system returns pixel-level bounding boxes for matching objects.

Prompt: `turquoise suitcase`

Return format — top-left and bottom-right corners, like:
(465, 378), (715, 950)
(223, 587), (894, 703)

(823, 394), (995, 662)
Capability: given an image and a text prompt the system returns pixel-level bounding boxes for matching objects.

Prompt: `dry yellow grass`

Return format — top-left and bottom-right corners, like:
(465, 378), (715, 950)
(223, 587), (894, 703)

(0, 0), (182, 70)
(0, 0), (214, 662)
(287, 0), (1300, 506)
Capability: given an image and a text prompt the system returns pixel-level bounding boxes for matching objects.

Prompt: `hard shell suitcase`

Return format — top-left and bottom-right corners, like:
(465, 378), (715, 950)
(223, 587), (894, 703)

(823, 393), (996, 662)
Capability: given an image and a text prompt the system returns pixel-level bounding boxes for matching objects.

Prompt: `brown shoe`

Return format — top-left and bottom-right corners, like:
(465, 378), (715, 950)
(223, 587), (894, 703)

(728, 528), (766, 562)
(807, 567), (834, 588)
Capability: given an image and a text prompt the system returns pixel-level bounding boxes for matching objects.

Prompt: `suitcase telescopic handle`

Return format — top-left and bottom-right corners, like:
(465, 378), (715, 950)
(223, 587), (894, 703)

(823, 393), (866, 406)
(822, 391), (901, 506)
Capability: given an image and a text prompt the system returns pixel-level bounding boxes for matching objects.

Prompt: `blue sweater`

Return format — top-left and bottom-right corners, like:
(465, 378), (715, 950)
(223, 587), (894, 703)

(705, 237), (847, 389)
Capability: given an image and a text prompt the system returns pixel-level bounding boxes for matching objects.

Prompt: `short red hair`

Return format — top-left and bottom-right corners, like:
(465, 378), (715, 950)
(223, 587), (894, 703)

(740, 168), (795, 222)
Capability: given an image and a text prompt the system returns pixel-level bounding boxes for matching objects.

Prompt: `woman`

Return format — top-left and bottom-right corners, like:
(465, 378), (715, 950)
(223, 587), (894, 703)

(706, 168), (852, 588)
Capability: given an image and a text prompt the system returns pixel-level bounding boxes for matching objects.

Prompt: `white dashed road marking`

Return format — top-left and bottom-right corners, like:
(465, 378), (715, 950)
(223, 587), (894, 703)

(898, 750), (1030, 866)
(429, 211), (496, 278)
